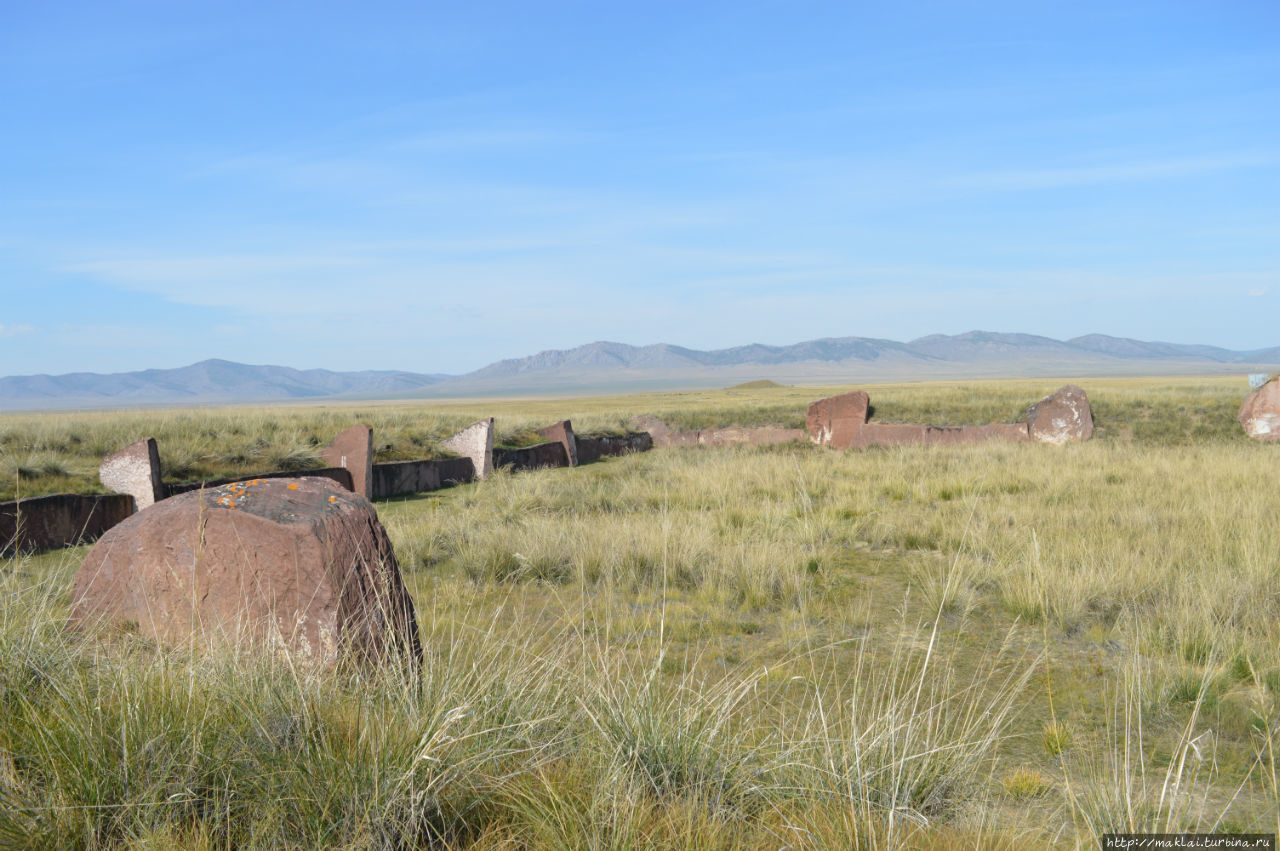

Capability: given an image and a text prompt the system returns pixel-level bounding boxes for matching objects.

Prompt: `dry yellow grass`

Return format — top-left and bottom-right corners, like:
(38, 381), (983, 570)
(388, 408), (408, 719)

(2, 375), (1277, 846)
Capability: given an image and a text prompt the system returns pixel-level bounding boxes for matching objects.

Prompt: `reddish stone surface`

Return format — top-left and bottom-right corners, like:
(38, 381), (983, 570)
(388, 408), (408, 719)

(961, 423), (1030, 443)
(806, 391), (870, 449)
(68, 477), (421, 668)
(849, 423), (928, 448)
(698, 427), (806, 447)
(1239, 379), (1280, 441)
(1025, 385), (1094, 445)
(320, 425), (373, 498)
(534, 420), (578, 467)
(99, 438), (164, 509)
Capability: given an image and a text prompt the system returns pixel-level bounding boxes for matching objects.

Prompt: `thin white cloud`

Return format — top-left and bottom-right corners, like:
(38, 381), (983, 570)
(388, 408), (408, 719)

(948, 152), (1273, 192)
(0, 324), (37, 338)
(1249, 287), (1270, 297)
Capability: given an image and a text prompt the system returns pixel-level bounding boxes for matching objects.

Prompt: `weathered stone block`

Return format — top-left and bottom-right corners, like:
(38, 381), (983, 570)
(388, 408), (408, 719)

(1026, 385), (1093, 445)
(534, 420), (578, 467)
(68, 477), (421, 668)
(1239, 378), (1280, 441)
(850, 423), (927, 448)
(320, 425), (374, 498)
(371, 457), (476, 499)
(1, 493), (135, 554)
(442, 418), (494, 478)
(698, 427), (806, 447)
(493, 442), (569, 470)
(806, 391), (870, 449)
(99, 438), (164, 509)
(576, 432), (654, 463)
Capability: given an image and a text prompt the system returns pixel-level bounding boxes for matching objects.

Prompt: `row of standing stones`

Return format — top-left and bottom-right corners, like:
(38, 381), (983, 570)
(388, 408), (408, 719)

(69, 381), (1279, 670)
(70, 416), (586, 669)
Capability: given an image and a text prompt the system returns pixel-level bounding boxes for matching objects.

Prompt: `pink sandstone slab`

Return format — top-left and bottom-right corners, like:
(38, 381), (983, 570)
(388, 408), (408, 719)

(99, 437), (165, 510)
(442, 418), (494, 478)
(1239, 378), (1280, 441)
(68, 477), (421, 668)
(806, 391), (870, 449)
(534, 420), (578, 466)
(320, 425), (373, 498)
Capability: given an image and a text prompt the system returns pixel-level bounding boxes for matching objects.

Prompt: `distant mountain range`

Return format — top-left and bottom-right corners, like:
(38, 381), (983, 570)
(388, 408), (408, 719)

(3, 332), (1278, 409)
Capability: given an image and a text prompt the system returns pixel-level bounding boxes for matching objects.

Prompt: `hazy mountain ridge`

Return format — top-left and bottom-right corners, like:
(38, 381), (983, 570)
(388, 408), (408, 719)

(0, 359), (449, 408)
(2, 334), (1277, 409)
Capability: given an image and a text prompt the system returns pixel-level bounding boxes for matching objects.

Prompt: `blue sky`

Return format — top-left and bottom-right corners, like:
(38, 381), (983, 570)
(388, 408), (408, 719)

(2, 1), (1277, 376)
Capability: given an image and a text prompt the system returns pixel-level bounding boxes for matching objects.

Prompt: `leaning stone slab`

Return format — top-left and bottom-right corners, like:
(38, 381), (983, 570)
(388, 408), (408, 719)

(99, 437), (165, 510)
(1026, 385), (1093, 445)
(1239, 378), (1280, 441)
(320, 425), (373, 498)
(806, 391), (870, 449)
(442, 418), (494, 478)
(68, 477), (421, 669)
(535, 420), (578, 467)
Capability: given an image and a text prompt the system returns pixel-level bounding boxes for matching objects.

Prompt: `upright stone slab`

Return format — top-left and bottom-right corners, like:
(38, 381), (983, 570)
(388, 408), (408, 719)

(806, 391), (870, 449)
(442, 418), (494, 478)
(1239, 378), (1280, 441)
(99, 438), (165, 510)
(320, 425), (373, 498)
(1026, 385), (1093, 445)
(535, 420), (578, 467)
(68, 477), (421, 668)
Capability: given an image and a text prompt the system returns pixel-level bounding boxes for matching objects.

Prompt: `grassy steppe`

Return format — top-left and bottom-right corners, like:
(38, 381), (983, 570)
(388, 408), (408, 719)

(0, 375), (1252, 501)
(2, 376), (1278, 848)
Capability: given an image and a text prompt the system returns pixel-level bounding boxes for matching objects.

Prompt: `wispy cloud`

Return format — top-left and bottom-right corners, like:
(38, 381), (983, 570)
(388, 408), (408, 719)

(0, 324), (37, 338)
(948, 152), (1273, 192)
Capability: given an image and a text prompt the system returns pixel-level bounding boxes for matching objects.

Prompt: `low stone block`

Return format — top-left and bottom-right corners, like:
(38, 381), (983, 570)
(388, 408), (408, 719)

(535, 420), (578, 467)
(806, 391), (870, 449)
(493, 442), (569, 470)
(68, 477), (421, 668)
(576, 432), (654, 463)
(320, 425), (373, 498)
(442, 418), (494, 478)
(99, 438), (164, 509)
(847, 423), (925, 448)
(1239, 378), (1280, 441)
(1, 493), (134, 554)
(698, 427), (806, 447)
(1026, 385), (1094, 445)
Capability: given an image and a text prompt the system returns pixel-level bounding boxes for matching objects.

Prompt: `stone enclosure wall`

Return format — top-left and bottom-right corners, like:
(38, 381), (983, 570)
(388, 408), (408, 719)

(29, 379), (1279, 557)
(4, 416), (651, 554)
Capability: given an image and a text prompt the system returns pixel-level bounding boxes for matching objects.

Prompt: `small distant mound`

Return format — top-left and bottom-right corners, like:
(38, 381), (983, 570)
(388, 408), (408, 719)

(727, 379), (787, 390)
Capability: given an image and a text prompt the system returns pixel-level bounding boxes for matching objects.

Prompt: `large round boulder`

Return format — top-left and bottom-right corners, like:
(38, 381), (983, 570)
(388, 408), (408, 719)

(68, 477), (421, 668)
(1026, 385), (1094, 445)
(1239, 378), (1280, 441)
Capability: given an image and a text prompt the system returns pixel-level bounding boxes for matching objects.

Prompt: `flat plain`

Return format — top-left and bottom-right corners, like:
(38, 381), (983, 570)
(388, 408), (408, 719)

(2, 375), (1277, 848)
